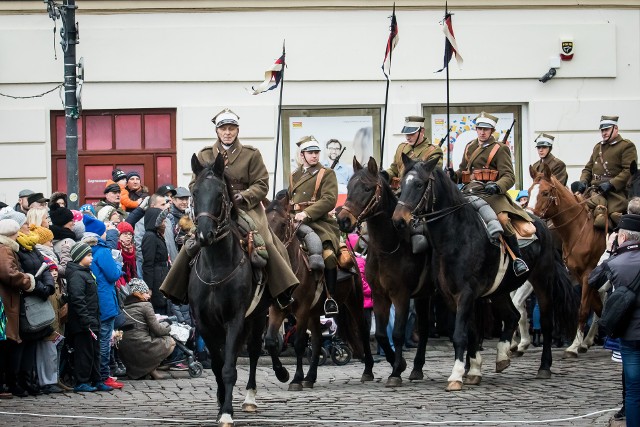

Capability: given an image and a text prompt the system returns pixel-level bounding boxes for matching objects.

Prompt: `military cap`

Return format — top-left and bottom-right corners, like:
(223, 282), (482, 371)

(400, 116), (425, 135)
(475, 112), (499, 129)
(212, 108), (240, 127)
(534, 133), (555, 148)
(599, 115), (619, 130)
(297, 136), (322, 152)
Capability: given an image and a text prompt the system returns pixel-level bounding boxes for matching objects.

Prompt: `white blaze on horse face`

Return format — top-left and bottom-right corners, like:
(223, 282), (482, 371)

(528, 184), (540, 213)
(404, 172), (416, 185)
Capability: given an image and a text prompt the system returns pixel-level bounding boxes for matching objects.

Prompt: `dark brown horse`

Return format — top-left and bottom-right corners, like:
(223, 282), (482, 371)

(527, 163), (605, 357)
(336, 157), (435, 387)
(263, 191), (374, 390)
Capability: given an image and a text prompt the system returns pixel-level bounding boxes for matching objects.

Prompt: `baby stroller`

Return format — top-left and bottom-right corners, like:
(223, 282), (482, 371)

(305, 316), (353, 366)
(158, 317), (203, 378)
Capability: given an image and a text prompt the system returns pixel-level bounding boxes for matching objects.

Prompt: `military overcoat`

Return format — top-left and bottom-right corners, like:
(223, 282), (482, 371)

(386, 137), (444, 179)
(532, 153), (568, 186)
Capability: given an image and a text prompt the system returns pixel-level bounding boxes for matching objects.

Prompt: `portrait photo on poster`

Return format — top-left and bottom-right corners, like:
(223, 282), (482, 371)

(282, 108), (382, 195)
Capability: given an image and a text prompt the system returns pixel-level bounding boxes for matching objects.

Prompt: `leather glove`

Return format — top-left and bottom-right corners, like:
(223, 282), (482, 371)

(484, 182), (500, 195)
(571, 181), (587, 194)
(597, 181), (614, 195)
(447, 167), (457, 182)
(379, 170), (390, 183)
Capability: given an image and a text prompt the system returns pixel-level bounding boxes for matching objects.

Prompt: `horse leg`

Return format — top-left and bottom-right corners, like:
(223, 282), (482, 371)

(302, 318), (322, 389)
(263, 306), (290, 384)
(343, 277), (374, 382)
(510, 281), (533, 356)
(492, 294), (518, 373)
(532, 276), (553, 379)
(465, 320), (483, 386)
(409, 296), (430, 381)
(565, 275), (590, 358)
(242, 317), (264, 413)
(218, 315), (245, 427)
(373, 296), (395, 367)
(580, 287), (606, 352)
(447, 287), (474, 392)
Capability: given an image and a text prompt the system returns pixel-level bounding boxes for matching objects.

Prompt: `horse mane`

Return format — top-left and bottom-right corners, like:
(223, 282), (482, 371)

(265, 189), (289, 215)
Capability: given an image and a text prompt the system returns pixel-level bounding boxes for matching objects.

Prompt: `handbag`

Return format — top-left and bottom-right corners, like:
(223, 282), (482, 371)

(600, 269), (640, 338)
(20, 294), (55, 334)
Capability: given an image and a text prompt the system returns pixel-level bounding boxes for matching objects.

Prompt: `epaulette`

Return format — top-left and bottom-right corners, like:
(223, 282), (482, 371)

(242, 145), (258, 151)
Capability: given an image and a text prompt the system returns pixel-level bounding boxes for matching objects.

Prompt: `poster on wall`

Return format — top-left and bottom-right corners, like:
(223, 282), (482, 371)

(284, 111), (380, 195)
(431, 112), (517, 172)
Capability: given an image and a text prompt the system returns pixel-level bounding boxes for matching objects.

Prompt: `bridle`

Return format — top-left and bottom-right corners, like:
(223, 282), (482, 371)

(341, 180), (383, 229)
(190, 173), (232, 244)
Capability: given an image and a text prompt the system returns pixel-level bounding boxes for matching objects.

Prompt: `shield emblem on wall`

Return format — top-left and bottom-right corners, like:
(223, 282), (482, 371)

(560, 40), (574, 60)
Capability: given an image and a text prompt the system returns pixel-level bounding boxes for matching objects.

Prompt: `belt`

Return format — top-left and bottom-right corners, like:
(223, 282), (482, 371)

(291, 201), (315, 212)
(593, 174), (611, 182)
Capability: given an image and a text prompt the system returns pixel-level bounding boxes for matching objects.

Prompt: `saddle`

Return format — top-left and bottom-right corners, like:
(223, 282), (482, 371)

(236, 209), (269, 268)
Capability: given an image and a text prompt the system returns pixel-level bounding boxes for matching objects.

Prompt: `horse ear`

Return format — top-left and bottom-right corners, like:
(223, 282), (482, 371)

(353, 156), (363, 171)
(213, 153), (226, 176)
(191, 154), (204, 176)
(367, 157), (378, 176)
(631, 160), (638, 175)
(423, 156), (439, 173)
(528, 165), (537, 180)
(542, 163), (552, 181)
(401, 153), (416, 172)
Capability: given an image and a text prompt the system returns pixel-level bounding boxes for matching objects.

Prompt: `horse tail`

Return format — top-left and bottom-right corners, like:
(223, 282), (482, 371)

(552, 250), (580, 338)
(335, 272), (366, 359)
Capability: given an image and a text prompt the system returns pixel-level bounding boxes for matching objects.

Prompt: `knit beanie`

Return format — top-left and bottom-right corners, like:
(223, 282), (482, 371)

(43, 256), (58, 271)
(128, 278), (149, 294)
(0, 219), (20, 237)
(126, 171), (141, 181)
(79, 204), (96, 218)
(0, 209), (26, 227)
(71, 210), (84, 222)
(70, 242), (92, 263)
(112, 169), (127, 182)
(49, 203), (74, 227)
(83, 214), (106, 237)
(117, 221), (134, 235)
(30, 225), (54, 245)
(97, 206), (117, 223)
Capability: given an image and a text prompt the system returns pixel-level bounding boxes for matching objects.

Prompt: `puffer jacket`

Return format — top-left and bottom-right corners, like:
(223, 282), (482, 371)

(89, 237), (122, 321)
(66, 261), (100, 334)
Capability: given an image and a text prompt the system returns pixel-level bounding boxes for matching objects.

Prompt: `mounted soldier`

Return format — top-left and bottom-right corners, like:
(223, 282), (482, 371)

(451, 112), (533, 276)
(572, 115), (638, 229)
(531, 133), (568, 186)
(384, 115), (443, 190)
(289, 136), (341, 315)
(160, 108), (298, 309)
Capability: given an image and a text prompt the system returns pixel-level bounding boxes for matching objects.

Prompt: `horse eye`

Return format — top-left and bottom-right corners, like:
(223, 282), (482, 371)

(364, 187), (372, 192)
(541, 191), (549, 196)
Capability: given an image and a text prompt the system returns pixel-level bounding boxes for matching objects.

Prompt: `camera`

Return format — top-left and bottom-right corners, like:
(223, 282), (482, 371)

(539, 68), (557, 83)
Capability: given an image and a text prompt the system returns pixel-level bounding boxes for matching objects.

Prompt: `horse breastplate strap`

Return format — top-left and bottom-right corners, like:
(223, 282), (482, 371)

(466, 195), (503, 244)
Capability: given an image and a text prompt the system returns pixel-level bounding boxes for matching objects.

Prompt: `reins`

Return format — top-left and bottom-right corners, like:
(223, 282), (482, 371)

(191, 174), (233, 243)
(341, 181), (383, 229)
(192, 249), (247, 286)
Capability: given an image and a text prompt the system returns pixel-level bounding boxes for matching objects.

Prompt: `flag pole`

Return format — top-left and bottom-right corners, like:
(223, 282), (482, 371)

(380, 2), (395, 170)
(273, 40), (285, 199)
(445, 1), (451, 171)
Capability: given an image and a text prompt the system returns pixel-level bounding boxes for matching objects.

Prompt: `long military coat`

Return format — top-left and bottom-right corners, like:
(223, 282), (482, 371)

(289, 164), (341, 252)
(579, 134), (638, 214)
(386, 137), (444, 179)
(455, 136), (531, 221)
(532, 153), (568, 186)
(192, 138), (298, 295)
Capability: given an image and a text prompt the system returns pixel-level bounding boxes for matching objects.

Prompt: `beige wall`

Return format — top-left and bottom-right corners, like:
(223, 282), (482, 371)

(0, 5), (638, 202)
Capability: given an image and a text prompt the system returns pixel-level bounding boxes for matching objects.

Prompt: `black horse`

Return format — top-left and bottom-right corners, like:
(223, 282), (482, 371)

(336, 157), (435, 387)
(630, 160), (640, 199)
(392, 155), (578, 391)
(189, 153), (288, 426)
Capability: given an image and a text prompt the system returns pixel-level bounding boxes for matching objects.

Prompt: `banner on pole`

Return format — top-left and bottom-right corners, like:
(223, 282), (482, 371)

(382, 8), (399, 78)
(251, 54), (285, 95)
(435, 13), (463, 73)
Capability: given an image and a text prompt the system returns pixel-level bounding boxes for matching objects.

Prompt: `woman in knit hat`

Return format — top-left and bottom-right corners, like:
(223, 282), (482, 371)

(118, 278), (175, 380)
(0, 219), (37, 397)
(117, 221), (137, 284)
(49, 204), (77, 278)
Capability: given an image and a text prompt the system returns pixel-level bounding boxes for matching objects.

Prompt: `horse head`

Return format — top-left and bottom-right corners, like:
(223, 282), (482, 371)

(391, 153), (440, 230)
(265, 189), (291, 242)
(629, 160), (640, 199)
(190, 153), (235, 247)
(527, 163), (565, 219)
(337, 156), (385, 233)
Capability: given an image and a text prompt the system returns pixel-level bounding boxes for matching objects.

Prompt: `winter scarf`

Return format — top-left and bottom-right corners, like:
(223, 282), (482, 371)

(50, 224), (77, 242)
(118, 241), (137, 283)
(16, 231), (40, 251)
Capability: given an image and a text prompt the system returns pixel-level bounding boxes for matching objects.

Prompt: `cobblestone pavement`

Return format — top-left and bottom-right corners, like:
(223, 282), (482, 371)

(0, 338), (625, 426)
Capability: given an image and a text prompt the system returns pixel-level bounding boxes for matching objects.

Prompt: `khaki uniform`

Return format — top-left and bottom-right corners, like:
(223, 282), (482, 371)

(386, 137), (444, 179)
(532, 153), (568, 186)
(455, 136), (532, 224)
(580, 134), (638, 215)
(289, 164), (341, 268)
(161, 139), (297, 303)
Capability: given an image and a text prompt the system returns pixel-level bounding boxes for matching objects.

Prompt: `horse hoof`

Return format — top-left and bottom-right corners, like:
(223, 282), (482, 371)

(288, 383), (303, 391)
(275, 368), (289, 383)
(361, 373), (374, 382)
(577, 346), (588, 354)
(495, 360), (511, 373)
(385, 376), (402, 387)
(536, 369), (552, 379)
(563, 351), (578, 359)
(242, 403), (257, 413)
(465, 375), (482, 386)
(445, 381), (463, 392)
(512, 350), (524, 358)
(218, 413), (234, 427)
(301, 381), (314, 389)
(510, 343), (518, 352)
(409, 370), (424, 381)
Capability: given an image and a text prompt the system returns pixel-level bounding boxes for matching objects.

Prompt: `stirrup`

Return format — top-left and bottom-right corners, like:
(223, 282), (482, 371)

(513, 258), (529, 277)
(276, 294), (294, 310)
(324, 298), (339, 315)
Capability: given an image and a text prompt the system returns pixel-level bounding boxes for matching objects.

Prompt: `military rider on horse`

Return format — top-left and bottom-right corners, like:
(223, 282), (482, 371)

(288, 136), (342, 315)
(451, 112), (534, 277)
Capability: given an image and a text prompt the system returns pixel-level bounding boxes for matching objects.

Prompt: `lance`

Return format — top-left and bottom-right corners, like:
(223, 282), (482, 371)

(272, 40), (286, 199)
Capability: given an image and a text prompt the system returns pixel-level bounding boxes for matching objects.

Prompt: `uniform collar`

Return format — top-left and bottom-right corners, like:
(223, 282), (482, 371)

(479, 136), (496, 148)
(602, 134), (623, 146)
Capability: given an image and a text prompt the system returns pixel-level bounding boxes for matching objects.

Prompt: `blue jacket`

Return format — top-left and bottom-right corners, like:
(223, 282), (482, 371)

(90, 238), (123, 321)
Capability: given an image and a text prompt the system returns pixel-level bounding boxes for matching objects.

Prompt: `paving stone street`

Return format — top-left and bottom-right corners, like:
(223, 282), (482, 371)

(0, 338), (625, 426)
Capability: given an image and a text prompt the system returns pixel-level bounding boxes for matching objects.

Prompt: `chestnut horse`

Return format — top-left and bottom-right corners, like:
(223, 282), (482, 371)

(527, 164), (606, 357)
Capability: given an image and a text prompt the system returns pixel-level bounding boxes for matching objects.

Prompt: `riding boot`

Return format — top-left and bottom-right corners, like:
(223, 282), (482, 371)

(504, 234), (529, 276)
(323, 267), (339, 316)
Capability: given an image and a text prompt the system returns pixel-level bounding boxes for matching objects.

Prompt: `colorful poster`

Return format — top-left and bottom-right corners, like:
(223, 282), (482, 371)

(431, 113), (516, 170)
